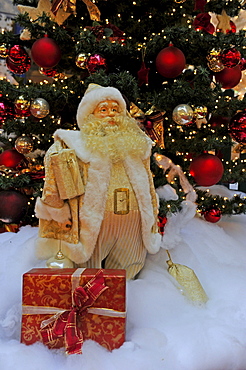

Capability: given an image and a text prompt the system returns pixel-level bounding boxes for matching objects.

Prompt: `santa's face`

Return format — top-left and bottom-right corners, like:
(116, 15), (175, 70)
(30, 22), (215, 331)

(93, 100), (120, 125)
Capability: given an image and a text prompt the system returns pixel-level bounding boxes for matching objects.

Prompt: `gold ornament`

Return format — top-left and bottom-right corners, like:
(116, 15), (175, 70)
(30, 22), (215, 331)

(0, 44), (8, 58)
(172, 104), (193, 125)
(193, 106), (208, 129)
(75, 53), (88, 69)
(207, 58), (224, 72)
(30, 98), (49, 118)
(166, 250), (208, 304)
(207, 49), (224, 72)
(15, 136), (34, 154)
(193, 105), (208, 119)
(216, 9), (231, 34)
(14, 95), (31, 116)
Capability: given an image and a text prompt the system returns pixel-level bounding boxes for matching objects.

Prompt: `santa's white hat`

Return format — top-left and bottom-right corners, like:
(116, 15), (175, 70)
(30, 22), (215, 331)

(76, 83), (127, 128)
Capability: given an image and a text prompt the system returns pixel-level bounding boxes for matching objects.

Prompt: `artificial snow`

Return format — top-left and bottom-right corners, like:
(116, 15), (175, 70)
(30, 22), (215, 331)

(0, 185), (246, 370)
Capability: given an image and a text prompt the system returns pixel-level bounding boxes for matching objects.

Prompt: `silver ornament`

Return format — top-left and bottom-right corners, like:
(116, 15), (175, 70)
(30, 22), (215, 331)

(172, 104), (194, 125)
(30, 98), (49, 118)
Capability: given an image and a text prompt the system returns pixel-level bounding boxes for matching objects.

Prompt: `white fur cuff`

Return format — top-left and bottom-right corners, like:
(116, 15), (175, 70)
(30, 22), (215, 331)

(35, 197), (71, 223)
(35, 237), (92, 264)
(146, 232), (162, 254)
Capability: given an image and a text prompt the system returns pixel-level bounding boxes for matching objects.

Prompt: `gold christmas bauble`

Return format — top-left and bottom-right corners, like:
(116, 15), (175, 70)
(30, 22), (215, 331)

(30, 98), (50, 118)
(75, 53), (89, 69)
(207, 49), (224, 72)
(14, 95), (31, 114)
(193, 106), (208, 119)
(0, 44), (9, 58)
(15, 136), (33, 154)
(172, 104), (194, 125)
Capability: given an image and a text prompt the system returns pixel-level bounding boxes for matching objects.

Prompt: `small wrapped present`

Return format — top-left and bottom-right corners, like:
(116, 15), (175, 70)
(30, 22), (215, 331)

(51, 148), (85, 200)
(21, 268), (126, 354)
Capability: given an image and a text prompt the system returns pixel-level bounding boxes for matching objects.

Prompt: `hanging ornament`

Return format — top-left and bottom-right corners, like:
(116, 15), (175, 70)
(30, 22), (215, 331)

(208, 115), (230, 128)
(87, 54), (107, 73)
(6, 45), (31, 74)
(8, 45), (29, 64)
(193, 13), (215, 34)
(156, 43), (186, 79)
(30, 98), (50, 118)
(189, 153), (224, 186)
(220, 48), (241, 68)
(193, 105), (208, 128)
(216, 9), (231, 34)
(39, 67), (64, 79)
(31, 35), (61, 68)
(137, 61), (150, 86)
(6, 56), (31, 74)
(158, 215), (167, 235)
(226, 21), (236, 34)
(194, 0), (207, 12)
(0, 149), (26, 168)
(14, 95), (31, 118)
(203, 208), (222, 223)
(207, 49), (224, 73)
(0, 44), (9, 58)
(0, 190), (28, 223)
(229, 111), (246, 144)
(172, 104), (194, 125)
(15, 136), (34, 154)
(238, 58), (246, 71)
(214, 65), (242, 89)
(75, 53), (89, 69)
(0, 97), (14, 125)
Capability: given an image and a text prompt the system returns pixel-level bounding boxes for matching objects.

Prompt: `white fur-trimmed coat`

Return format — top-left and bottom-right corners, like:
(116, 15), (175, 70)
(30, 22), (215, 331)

(35, 129), (161, 264)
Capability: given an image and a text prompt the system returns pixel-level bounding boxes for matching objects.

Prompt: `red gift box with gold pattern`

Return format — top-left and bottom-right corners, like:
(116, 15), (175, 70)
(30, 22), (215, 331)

(21, 268), (126, 354)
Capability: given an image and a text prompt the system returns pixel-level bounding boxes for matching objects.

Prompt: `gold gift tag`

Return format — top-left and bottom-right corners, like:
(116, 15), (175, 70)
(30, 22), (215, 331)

(114, 188), (129, 215)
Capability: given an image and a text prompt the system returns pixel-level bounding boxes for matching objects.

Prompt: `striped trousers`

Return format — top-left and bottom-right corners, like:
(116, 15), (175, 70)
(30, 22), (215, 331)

(85, 210), (147, 279)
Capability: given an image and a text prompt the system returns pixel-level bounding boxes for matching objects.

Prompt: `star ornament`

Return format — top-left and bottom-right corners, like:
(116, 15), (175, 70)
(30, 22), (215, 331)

(216, 9), (231, 34)
(18, 0), (71, 27)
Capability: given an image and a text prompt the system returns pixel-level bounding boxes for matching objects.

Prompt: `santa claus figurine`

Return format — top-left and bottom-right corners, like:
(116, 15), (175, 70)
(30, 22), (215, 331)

(35, 84), (161, 279)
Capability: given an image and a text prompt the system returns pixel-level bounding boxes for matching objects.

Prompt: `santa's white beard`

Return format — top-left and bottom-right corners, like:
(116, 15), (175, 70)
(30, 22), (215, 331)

(80, 114), (151, 161)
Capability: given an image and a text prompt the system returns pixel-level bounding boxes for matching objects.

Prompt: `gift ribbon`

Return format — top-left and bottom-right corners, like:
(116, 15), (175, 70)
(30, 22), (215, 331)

(51, 0), (101, 21)
(22, 269), (126, 354)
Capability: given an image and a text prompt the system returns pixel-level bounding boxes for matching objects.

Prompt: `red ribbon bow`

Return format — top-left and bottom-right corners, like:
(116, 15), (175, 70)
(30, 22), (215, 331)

(41, 270), (108, 355)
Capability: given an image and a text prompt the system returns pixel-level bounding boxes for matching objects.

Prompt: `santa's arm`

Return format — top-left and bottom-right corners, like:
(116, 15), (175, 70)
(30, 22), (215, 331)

(35, 143), (71, 223)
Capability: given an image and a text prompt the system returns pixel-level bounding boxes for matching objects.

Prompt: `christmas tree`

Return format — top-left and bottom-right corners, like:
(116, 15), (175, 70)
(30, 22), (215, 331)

(0, 0), (246, 229)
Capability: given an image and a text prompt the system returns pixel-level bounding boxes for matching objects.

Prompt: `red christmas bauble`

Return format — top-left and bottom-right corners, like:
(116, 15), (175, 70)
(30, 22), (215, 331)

(208, 115), (230, 128)
(189, 153), (224, 186)
(227, 21), (236, 34)
(6, 56), (31, 74)
(87, 54), (107, 73)
(0, 149), (26, 168)
(31, 36), (61, 68)
(203, 208), (222, 223)
(221, 48), (241, 68)
(0, 190), (28, 223)
(214, 65), (242, 89)
(8, 45), (29, 64)
(158, 215), (167, 235)
(156, 44), (186, 78)
(0, 97), (14, 125)
(229, 111), (246, 144)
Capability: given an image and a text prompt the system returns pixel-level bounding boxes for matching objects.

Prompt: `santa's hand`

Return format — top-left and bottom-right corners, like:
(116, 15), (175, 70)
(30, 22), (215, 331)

(58, 220), (72, 230)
